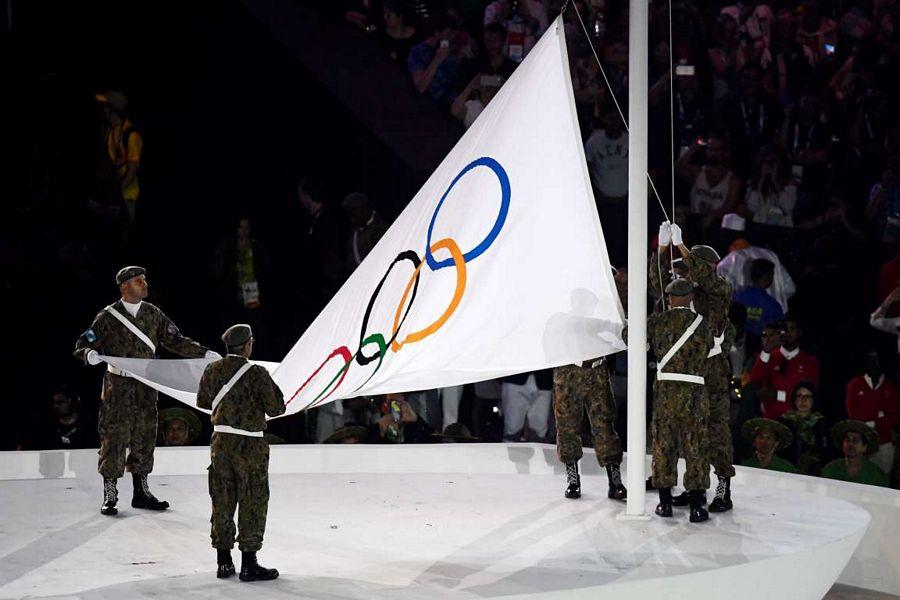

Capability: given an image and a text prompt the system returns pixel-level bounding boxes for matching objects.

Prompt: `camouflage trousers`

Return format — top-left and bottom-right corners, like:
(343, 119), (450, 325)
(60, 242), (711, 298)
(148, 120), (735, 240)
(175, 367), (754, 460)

(554, 364), (622, 466)
(98, 374), (158, 478)
(651, 381), (710, 491)
(209, 433), (270, 552)
(707, 390), (735, 478)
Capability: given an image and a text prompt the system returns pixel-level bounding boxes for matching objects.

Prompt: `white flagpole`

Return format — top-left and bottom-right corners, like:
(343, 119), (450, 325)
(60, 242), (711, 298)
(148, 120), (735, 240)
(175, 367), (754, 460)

(623, 0), (649, 518)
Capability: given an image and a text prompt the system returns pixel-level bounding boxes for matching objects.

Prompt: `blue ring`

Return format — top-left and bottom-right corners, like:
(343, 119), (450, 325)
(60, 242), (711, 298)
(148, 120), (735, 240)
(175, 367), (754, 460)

(425, 157), (511, 271)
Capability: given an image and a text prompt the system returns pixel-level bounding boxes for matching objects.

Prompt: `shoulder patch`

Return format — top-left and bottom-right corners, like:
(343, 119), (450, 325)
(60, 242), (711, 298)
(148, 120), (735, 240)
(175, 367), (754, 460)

(166, 322), (179, 336)
(81, 329), (97, 343)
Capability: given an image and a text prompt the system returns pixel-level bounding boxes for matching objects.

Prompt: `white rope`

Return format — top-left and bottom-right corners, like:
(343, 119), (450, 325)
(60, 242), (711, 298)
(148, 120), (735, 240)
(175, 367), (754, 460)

(570, 0), (670, 222)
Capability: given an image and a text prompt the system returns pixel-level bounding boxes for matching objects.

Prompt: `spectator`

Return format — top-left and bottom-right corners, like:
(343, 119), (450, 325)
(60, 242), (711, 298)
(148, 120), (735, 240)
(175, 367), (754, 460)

(408, 13), (464, 104)
(745, 146), (797, 227)
(158, 407), (203, 447)
(43, 386), (96, 450)
(213, 217), (272, 350)
(500, 369), (553, 442)
(723, 63), (784, 176)
(795, 0), (838, 68)
(778, 381), (831, 475)
(748, 316), (821, 419)
(374, 393), (435, 443)
(717, 242), (795, 314)
(95, 90), (143, 223)
(865, 155), (900, 250)
(343, 192), (388, 271)
(870, 286), (900, 352)
(734, 258), (783, 338)
(820, 420), (890, 487)
(741, 417), (798, 472)
(378, 0), (419, 63)
(845, 350), (900, 474)
(449, 23), (515, 128)
(720, 2), (774, 68)
(676, 132), (742, 231)
(708, 13), (742, 103)
(298, 177), (346, 309)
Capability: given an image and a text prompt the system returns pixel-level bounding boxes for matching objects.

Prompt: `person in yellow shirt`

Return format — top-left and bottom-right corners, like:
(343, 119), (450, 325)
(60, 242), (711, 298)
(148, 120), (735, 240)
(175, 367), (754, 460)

(96, 90), (143, 222)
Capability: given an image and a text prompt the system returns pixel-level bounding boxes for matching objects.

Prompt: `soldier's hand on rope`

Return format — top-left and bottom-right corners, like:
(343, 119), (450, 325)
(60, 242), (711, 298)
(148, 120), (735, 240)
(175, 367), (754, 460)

(670, 222), (684, 246)
(86, 350), (102, 366)
(658, 221), (672, 246)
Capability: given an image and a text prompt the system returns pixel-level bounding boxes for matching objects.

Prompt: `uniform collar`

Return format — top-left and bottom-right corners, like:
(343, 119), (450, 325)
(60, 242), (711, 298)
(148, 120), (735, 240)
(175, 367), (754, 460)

(780, 346), (799, 360)
(864, 374), (884, 390)
(226, 354), (249, 362)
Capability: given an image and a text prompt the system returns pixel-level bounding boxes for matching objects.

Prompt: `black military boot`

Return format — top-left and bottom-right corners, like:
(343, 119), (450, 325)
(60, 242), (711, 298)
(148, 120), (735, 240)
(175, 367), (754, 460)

(708, 476), (733, 513)
(239, 551), (279, 582)
(672, 489), (706, 507)
(217, 549), (236, 579)
(131, 473), (169, 510)
(689, 490), (709, 523)
(564, 462), (581, 499)
(655, 487), (673, 517)
(605, 463), (627, 501)
(101, 477), (118, 516)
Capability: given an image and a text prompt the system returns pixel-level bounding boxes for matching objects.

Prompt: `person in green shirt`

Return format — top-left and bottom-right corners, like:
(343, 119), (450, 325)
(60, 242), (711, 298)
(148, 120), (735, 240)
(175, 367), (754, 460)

(820, 420), (890, 487)
(741, 418), (798, 473)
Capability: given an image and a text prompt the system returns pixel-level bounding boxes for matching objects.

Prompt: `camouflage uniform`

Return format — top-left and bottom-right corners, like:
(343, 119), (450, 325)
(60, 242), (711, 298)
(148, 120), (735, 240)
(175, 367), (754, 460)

(554, 361), (622, 466)
(197, 355), (286, 552)
(647, 307), (715, 490)
(650, 249), (735, 479)
(74, 300), (208, 478)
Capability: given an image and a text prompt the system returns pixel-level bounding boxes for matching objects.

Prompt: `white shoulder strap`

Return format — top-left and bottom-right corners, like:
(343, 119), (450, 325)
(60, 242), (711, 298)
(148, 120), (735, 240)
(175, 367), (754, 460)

(657, 314), (704, 373)
(105, 305), (156, 353)
(212, 363), (253, 411)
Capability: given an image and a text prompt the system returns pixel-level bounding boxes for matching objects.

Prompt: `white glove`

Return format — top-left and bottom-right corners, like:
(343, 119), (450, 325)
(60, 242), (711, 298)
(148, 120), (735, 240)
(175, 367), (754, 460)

(86, 350), (102, 366)
(658, 221), (672, 246)
(205, 350), (222, 360)
(671, 223), (684, 246)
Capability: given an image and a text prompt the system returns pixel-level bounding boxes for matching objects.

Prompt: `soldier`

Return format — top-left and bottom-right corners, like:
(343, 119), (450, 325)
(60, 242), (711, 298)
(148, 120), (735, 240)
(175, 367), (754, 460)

(647, 278), (715, 523)
(656, 222), (736, 513)
(554, 359), (627, 501)
(197, 324), (285, 581)
(74, 266), (216, 516)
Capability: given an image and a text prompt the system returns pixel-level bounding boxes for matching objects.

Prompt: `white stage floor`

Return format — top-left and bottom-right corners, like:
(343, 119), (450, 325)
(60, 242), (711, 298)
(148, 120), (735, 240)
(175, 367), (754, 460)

(0, 445), (871, 599)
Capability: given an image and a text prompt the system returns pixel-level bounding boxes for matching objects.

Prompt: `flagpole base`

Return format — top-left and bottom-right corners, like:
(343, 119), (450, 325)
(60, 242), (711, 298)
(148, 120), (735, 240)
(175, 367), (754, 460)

(616, 511), (652, 521)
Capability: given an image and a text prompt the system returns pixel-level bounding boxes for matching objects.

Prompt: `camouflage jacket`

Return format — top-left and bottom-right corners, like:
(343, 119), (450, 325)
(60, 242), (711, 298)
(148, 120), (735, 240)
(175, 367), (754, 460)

(197, 355), (286, 432)
(74, 300), (208, 363)
(647, 307), (715, 380)
(650, 248), (732, 333)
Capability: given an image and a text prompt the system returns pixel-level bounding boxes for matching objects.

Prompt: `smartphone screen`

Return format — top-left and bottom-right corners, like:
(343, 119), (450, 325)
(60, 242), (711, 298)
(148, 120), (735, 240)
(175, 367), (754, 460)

(675, 64), (695, 76)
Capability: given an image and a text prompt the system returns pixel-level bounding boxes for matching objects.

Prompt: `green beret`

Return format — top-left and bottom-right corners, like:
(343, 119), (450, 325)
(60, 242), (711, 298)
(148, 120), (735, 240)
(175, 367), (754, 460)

(691, 245), (721, 264)
(432, 422), (480, 442)
(324, 425), (369, 444)
(665, 277), (695, 296)
(221, 324), (253, 348)
(116, 266), (146, 285)
(742, 417), (793, 449)
(158, 407), (202, 444)
(830, 420), (880, 456)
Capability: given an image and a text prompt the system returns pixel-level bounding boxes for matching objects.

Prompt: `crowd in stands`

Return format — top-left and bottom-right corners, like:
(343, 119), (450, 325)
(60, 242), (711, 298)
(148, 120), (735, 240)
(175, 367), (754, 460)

(7, 0), (899, 490)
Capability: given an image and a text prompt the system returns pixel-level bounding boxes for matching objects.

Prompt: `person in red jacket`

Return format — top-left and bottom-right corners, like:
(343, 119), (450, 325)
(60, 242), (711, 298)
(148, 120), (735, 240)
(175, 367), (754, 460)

(845, 350), (900, 474)
(749, 317), (821, 419)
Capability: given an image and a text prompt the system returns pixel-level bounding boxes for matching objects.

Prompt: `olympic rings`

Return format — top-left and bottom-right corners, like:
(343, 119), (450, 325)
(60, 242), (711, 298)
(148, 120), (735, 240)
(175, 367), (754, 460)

(390, 238), (466, 352)
(357, 250), (421, 366)
(425, 156), (510, 271)
(290, 156), (510, 407)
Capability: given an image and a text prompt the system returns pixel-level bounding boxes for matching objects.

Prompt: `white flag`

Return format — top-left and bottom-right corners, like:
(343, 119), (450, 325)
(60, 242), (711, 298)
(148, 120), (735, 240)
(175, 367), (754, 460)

(271, 17), (625, 414)
(96, 18), (625, 418)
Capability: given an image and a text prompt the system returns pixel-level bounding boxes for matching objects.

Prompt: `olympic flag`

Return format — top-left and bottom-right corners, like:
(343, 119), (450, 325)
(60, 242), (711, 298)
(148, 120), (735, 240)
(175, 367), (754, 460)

(270, 17), (625, 413)
(100, 17), (625, 417)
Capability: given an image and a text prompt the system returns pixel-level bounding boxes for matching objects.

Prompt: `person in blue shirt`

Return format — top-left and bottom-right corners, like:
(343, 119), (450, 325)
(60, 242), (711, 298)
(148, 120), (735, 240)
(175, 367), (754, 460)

(407, 14), (462, 105)
(734, 258), (783, 337)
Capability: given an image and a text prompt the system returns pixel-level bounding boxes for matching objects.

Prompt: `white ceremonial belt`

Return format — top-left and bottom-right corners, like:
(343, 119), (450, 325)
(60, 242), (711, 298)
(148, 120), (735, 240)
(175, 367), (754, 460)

(213, 425), (264, 438)
(107, 364), (131, 378)
(656, 373), (705, 385)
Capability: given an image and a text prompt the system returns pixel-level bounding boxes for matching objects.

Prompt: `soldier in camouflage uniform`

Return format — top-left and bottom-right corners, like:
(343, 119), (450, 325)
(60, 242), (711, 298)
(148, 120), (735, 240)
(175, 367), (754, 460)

(654, 222), (736, 512)
(197, 323), (285, 582)
(554, 359), (626, 500)
(74, 266), (214, 516)
(647, 278), (715, 523)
